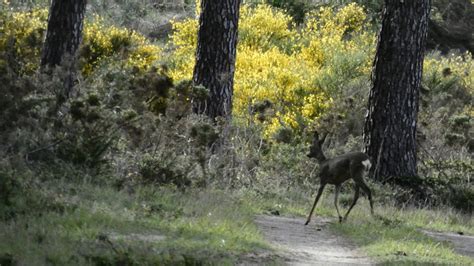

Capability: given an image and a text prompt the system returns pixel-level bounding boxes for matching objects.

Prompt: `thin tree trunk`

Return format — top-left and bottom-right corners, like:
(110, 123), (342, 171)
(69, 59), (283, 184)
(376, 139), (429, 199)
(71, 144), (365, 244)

(364, 0), (431, 181)
(41, 0), (87, 102)
(192, 0), (241, 120)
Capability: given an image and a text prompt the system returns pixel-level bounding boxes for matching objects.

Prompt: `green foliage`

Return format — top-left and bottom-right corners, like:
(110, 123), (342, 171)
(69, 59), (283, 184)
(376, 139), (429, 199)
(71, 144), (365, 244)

(266, 0), (309, 24)
(0, 169), (20, 209)
(448, 185), (474, 213)
(138, 153), (191, 188)
(190, 122), (219, 147)
(445, 114), (472, 146)
(0, 182), (266, 265)
(0, 164), (82, 220)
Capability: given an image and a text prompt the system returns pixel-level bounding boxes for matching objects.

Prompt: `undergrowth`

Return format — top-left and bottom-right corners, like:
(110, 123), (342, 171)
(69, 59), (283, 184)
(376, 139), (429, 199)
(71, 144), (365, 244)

(0, 178), (267, 265)
(0, 1), (472, 264)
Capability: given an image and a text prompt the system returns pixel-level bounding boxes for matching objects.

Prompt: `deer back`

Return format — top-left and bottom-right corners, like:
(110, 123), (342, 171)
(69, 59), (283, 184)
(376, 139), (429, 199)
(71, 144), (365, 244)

(319, 152), (371, 185)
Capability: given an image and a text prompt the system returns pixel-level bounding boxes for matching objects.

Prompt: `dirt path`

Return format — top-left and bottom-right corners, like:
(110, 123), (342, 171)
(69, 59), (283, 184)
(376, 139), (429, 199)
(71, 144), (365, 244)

(254, 215), (373, 265)
(421, 230), (474, 258)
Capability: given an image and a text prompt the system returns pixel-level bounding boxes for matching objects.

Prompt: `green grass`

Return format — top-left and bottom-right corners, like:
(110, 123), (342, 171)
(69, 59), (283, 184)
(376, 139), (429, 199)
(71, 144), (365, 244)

(312, 192), (473, 265)
(331, 206), (474, 265)
(1, 178), (473, 265)
(0, 181), (267, 265)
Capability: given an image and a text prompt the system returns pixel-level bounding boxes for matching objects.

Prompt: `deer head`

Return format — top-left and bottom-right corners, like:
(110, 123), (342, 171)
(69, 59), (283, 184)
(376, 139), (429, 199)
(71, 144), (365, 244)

(307, 131), (327, 162)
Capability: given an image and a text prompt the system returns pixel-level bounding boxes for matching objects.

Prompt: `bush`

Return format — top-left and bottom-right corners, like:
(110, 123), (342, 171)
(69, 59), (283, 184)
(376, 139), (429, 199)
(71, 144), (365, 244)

(1, 1), (472, 214)
(81, 17), (162, 75)
(266, 0), (309, 24)
(448, 185), (474, 213)
(170, 3), (374, 139)
(0, 8), (48, 74)
(138, 153), (191, 188)
(0, 9), (162, 76)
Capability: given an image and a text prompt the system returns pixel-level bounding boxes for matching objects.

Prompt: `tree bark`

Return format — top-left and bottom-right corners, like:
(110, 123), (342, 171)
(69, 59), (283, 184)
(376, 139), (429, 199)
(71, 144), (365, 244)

(41, 0), (87, 68)
(192, 0), (241, 120)
(41, 0), (87, 100)
(364, 0), (431, 181)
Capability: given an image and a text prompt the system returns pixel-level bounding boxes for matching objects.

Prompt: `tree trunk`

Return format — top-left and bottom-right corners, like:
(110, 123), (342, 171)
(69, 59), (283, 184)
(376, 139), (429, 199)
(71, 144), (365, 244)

(192, 0), (241, 120)
(41, 0), (87, 100)
(364, 0), (431, 181)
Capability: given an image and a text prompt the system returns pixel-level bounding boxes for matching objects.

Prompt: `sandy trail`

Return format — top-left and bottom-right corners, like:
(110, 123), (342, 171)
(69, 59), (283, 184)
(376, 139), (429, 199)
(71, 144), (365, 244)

(254, 215), (373, 265)
(421, 230), (474, 258)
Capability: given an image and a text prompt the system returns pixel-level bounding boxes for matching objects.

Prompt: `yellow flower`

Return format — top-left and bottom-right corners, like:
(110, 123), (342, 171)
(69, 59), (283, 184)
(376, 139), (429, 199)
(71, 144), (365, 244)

(169, 3), (374, 138)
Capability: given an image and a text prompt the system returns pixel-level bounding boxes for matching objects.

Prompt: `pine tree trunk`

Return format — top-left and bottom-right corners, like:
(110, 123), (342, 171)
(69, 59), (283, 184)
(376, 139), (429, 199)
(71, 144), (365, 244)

(192, 0), (241, 120)
(364, 0), (431, 181)
(41, 0), (87, 68)
(41, 0), (87, 102)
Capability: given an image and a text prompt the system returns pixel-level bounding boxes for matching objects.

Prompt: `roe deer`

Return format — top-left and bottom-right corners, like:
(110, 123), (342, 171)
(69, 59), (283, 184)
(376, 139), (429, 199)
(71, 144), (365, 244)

(304, 131), (374, 225)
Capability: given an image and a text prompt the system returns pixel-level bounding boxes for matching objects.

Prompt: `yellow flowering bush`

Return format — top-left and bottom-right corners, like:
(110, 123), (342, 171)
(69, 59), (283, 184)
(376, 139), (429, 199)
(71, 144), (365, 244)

(239, 4), (298, 52)
(81, 17), (161, 75)
(0, 10), (161, 75)
(234, 46), (329, 138)
(335, 3), (367, 33)
(300, 4), (372, 69)
(0, 8), (48, 74)
(170, 3), (374, 139)
(169, 18), (198, 81)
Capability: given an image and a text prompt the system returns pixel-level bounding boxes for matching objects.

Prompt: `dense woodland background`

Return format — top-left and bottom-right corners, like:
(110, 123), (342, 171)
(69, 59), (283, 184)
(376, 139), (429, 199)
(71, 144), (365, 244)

(0, 0), (473, 265)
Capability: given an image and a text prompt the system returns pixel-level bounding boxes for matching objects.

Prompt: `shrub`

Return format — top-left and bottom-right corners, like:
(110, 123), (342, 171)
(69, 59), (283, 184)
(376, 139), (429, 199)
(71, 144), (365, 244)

(0, 27), (173, 171)
(448, 185), (474, 213)
(138, 153), (191, 188)
(419, 51), (473, 154)
(423, 52), (473, 95)
(81, 16), (162, 75)
(239, 4), (298, 52)
(0, 9), (162, 76)
(0, 8), (48, 74)
(265, 0), (309, 24)
(170, 3), (374, 139)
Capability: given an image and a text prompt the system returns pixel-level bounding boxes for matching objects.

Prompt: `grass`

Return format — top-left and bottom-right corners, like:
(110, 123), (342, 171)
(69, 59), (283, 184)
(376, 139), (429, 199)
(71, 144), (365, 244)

(331, 205), (474, 265)
(0, 176), (472, 265)
(0, 180), (268, 265)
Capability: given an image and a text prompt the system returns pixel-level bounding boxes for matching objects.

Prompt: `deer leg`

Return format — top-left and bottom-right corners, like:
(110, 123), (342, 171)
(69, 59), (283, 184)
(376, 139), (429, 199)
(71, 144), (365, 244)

(343, 185), (360, 221)
(334, 185), (342, 222)
(305, 184), (326, 225)
(359, 181), (374, 215)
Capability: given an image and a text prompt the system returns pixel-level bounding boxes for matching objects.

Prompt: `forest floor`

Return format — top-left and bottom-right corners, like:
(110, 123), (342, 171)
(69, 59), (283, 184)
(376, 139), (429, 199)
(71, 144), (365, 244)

(1, 183), (473, 265)
(253, 215), (373, 265)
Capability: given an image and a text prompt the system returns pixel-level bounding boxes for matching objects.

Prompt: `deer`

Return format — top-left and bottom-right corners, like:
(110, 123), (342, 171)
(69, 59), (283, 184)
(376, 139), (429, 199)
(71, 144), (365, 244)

(304, 131), (374, 225)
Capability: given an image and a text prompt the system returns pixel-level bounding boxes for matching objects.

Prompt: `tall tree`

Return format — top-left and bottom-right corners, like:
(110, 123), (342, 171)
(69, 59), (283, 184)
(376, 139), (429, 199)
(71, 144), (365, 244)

(41, 0), (87, 98)
(364, 0), (431, 180)
(192, 0), (242, 119)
